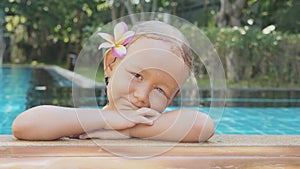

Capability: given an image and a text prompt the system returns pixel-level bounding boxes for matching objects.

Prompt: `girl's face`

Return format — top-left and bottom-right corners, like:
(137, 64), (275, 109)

(105, 38), (189, 113)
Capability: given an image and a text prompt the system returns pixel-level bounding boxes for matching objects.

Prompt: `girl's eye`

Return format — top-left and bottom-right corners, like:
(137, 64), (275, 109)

(131, 72), (143, 80)
(155, 87), (167, 96)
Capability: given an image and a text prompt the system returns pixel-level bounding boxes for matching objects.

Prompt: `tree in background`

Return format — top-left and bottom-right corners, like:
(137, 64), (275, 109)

(215, 0), (247, 27)
(1, 0), (198, 64)
(1, 0), (111, 64)
(247, 0), (299, 33)
(0, 9), (5, 65)
(211, 0), (299, 83)
(1, 0), (299, 87)
(214, 0), (248, 82)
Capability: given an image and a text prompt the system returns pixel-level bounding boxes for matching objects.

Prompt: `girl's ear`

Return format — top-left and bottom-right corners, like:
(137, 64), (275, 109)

(104, 50), (117, 77)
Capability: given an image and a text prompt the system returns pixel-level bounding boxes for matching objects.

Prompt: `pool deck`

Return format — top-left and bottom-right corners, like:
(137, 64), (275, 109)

(1, 135), (299, 168)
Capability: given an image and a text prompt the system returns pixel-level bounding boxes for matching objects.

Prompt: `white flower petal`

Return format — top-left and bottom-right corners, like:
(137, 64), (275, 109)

(114, 22), (128, 43)
(97, 33), (115, 44)
(98, 42), (114, 50)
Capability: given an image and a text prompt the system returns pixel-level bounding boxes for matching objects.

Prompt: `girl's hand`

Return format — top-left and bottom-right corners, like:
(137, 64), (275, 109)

(79, 129), (131, 140)
(103, 107), (161, 130)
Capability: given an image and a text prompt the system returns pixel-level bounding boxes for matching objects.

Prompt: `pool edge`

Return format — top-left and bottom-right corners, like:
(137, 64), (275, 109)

(1, 135), (300, 147)
(1, 135), (299, 168)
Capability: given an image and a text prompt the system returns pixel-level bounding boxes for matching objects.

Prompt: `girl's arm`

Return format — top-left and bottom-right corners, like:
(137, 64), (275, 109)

(128, 109), (215, 142)
(12, 105), (159, 140)
(79, 109), (215, 142)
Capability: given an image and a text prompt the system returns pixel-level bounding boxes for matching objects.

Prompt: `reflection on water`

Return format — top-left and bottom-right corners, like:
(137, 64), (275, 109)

(26, 68), (300, 108)
(26, 68), (107, 108)
(27, 87), (300, 108)
(23, 67), (300, 108)
(196, 88), (300, 107)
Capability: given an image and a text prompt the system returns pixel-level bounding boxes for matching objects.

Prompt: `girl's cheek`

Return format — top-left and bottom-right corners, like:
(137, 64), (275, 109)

(111, 71), (132, 94)
(108, 73), (130, 109)
(149, 90), (168, 113)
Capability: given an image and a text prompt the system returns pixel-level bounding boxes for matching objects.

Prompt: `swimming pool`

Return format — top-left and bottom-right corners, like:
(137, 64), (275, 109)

(1, 66), (300, 135)
(165, 107), (300, 135)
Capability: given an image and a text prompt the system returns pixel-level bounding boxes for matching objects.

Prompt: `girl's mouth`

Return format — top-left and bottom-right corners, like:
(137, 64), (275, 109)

(116, 98), (141, 111)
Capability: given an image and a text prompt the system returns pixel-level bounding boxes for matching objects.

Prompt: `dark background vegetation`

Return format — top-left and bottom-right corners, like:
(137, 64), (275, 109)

(0, 0), (299, 87)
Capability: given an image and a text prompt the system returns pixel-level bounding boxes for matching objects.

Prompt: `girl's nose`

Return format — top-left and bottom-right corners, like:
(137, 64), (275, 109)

(133, 84), (151, 107)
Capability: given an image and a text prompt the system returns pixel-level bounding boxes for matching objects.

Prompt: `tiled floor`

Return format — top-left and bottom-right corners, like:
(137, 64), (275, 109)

(0, 135), (300, 168)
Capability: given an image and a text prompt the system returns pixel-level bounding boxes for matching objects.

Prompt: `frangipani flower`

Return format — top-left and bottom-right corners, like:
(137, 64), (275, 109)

(98, 22), (135, 58)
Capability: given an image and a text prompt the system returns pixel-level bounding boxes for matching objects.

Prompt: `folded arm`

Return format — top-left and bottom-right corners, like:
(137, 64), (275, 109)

(80, 109), (215, 142)
(128, 109), (215, 142)
(12, 105), (158, 140)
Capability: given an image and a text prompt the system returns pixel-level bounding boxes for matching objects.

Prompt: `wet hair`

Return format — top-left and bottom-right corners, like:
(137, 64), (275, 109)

(128, 21), (193, 69)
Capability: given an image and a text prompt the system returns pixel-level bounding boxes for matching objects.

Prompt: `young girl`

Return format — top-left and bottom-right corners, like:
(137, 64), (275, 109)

(12, 21), (214, 142)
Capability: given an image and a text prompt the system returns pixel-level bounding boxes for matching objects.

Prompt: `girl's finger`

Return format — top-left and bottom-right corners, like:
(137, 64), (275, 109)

(137, 108), (161, 117)
(132, 116), (153, 125)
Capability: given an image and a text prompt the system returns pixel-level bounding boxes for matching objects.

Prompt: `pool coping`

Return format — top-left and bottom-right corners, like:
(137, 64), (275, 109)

(1, 135), (299, 168)
(2, 64), (106, 88)
(1, 135), (300, 147)
(44, 65), (105, 88)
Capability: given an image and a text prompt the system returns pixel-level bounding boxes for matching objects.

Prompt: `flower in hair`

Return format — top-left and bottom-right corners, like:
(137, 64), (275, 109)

(97, 22), (135, 58)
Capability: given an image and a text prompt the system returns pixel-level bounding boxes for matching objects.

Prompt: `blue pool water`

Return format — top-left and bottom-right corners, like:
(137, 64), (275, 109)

(165, 107), (300, 135)
(1, 66), (300, 135)
(0, 67), (32, 134)
(214, 107), (300, 135)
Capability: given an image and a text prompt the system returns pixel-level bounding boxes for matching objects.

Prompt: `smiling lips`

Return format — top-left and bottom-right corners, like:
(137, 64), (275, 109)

(114, 97), (142, 111)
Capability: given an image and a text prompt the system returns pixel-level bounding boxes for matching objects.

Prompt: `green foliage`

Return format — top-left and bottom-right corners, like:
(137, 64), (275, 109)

(203, 26), (300, 87)
(1, 0), (299, 88)
(1, 0), (110, 63)
(245, 0), (299, 33)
